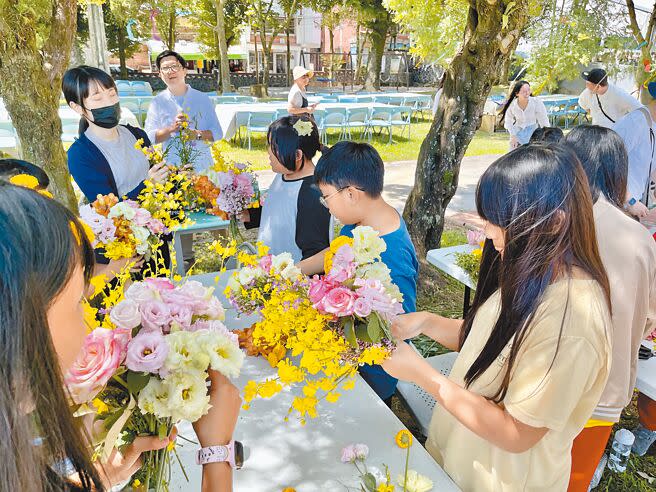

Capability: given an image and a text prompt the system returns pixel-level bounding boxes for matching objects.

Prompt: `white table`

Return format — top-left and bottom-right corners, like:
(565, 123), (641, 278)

(168, 272), (461, 491)
(637, 341), (656, 401)
(215, 101), (399, 140)
(426, 245), (476, 315)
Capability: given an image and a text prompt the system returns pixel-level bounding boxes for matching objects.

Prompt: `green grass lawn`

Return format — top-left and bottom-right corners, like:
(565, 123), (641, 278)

(216, 118), (509, 171)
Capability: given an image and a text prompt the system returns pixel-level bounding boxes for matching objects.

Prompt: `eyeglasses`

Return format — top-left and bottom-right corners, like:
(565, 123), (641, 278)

(319, 186), (364, 208)
(160, 65), (183, 74)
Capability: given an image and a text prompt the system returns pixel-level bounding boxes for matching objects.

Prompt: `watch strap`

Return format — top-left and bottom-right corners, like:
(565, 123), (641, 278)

(196, 440), (236, 468)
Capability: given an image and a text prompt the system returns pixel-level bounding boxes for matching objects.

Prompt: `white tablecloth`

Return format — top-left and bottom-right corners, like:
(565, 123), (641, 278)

(169, 272), (460, 491)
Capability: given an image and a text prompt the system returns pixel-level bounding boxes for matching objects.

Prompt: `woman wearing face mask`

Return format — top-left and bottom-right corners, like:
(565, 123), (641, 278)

(500, 80), (550, 150)
(64, 66), (169, 203)
(0, 181), (241, 491)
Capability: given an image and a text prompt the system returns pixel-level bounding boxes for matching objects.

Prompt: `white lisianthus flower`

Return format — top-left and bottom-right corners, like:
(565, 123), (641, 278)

(397, 470), (434, 492)
(108, 202), (137, 221)
(180, 280), (213, 303)
(163, 331), (210, 374)
(271, 253), (295, 275)
(164, 371), (211, 422)
(355, 262), (392, 283)
(196, 329), (245, 378)
(109, 299), (142, 330)
(125, 281), (157, 303)
(352, 226), (386, 264)
(280, 263), (302, 281)
(132, 226), (151, 254)
(237, 267), (263, 286)
(138, 378), (172, 419)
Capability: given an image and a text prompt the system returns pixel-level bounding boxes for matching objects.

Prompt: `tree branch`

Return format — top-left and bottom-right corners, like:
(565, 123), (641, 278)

(646, 0), (656, 48)
(626, 0), (647, 44)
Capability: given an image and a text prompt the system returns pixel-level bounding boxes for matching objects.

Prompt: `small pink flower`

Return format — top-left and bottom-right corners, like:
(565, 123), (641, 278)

(144, 278), (175, 291)
(467, 229), (486, 246)
(125, 330), (169, 373)
(323, 287), (356, 317)
(65, 328), (129, 404)
(353, 297), (373, 318)
(168, 303), (193, 329)
(341, 444), (357, 463)
(259, 255), (273, 272)
(132, 207), (152, 227)
(139, 300), (171, 331)
(198, 296), (225, 320)
(148, 218), (166, 234)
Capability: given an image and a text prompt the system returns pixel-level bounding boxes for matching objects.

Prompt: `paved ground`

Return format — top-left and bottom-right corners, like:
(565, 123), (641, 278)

(255, 154), (497, 229)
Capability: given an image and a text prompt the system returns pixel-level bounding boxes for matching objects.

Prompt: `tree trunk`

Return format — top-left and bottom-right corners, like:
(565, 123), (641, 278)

(214, 0), (232, 93)
(364, 17), (388, 91)
(329, 28), (335, 83)
(0, 0), (79, 211)
(167, 8), (176, 50)
(254, 33), (260, 83)
(403, 0), (528, 258)
(118, 19), (128, 79)
(261, 33), (271, 94)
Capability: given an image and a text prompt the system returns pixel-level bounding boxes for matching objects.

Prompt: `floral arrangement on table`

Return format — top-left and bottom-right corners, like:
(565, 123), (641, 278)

(454, 229), (486, 283)
(213, 227), (403, 423)
(340, 431), (434, 492)
(78, 193), (167, 260)
(66, 277), (244, 491)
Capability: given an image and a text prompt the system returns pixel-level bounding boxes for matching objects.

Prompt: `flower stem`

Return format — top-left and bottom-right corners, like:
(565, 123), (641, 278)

(403, 447), (410, 492)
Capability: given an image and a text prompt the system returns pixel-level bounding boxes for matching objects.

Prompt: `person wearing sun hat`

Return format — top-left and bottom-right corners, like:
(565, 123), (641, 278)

(578, 68), (640, 128)
(287, 66), (318, 116)
(612, 81), (656, 219)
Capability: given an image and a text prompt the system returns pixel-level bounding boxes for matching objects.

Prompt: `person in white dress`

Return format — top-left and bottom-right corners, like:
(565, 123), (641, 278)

(500, 80), (549, 149)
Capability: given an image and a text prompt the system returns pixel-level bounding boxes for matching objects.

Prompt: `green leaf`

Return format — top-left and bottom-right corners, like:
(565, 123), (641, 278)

(366, 313), (383, 343)
(158, 422), (169, 440)
(126, 371), (150, 396)
(355, 323), (374, 343)
(344, 318), (357, 347)
(363, 473), (377, 492)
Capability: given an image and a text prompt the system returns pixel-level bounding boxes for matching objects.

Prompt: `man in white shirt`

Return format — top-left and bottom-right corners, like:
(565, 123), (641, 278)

(145, 50), (223, 172)
(579, 68), (640, 128)
(612, 81), (656, 219)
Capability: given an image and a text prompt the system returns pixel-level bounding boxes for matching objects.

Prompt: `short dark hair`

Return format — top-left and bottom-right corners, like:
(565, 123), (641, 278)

(315, 141), (384, 197)
(156, 50), (186, 69)
(267, 116), (321, 172)
(62, 65), (117, 135)
(0, 159), (50, 189)
(529, 126), (564, 144)
(564, 125), (628, 208)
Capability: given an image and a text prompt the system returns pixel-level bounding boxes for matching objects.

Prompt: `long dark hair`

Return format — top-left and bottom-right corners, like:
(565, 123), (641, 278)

(267, 116), (322, 172)
(459, 144), (610, 403)
(564, 125), (628, 208)
(62, 65), (117, 135)
(499, 80), (530, 124)
(0, 182), (102, 491)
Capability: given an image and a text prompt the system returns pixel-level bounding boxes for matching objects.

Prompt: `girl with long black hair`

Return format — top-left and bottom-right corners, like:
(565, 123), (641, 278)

(500, 80), (549, 149)
(382, 145), (612, 491)
(0, 182), (240, 491)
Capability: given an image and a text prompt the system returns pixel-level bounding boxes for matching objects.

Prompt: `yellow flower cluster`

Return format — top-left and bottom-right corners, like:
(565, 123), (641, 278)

(138, 171), (192, 231)
(242, 289), (359, 424)
(8, 174), (54, 198)
(134, 138), (165, 166)
(211, 141), (228, 173)
(324, 236), (354, 274)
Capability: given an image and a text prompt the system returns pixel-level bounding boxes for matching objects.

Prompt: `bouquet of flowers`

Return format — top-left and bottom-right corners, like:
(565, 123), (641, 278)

(79, 194), (166, 260)
(66, 278), (244, 491)
(225, 227), (403, 423)
(454, 229), (486, 283)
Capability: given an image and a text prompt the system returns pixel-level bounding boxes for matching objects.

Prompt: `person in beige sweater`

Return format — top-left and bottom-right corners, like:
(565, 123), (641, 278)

(564, 125), (656, 491)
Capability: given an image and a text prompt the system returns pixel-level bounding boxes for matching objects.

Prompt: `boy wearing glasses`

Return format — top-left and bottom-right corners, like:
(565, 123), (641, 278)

(578, 68), (640, 128)
(145, 50), (223, 171)
(299, 141), (419, 404)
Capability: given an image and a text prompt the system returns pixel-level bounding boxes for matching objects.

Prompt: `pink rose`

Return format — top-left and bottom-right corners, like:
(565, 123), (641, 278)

(125, 331), (169, 373)
(139, 301), (171, 331)
(308, 276), (331, 305)
(125, 281), (157, 304)
(353, 297), (373, 318)
(144, 278), (175, 292)
(65, 328), (129, 404)
(322, 286), (356, 317)
(132, 207), (152, 227)
(109, 299), (142, 330)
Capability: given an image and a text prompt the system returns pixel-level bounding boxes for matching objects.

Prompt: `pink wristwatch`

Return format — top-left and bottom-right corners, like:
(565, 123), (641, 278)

(196, 440), (244, 469)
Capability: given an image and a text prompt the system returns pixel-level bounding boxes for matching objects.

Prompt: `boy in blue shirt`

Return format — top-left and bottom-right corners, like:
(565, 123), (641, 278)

(299, 141), (419, 403)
